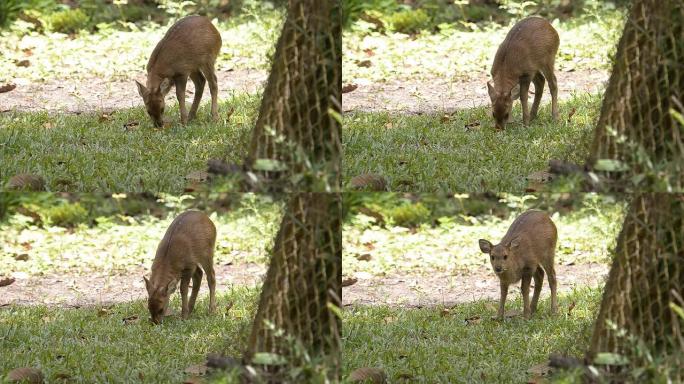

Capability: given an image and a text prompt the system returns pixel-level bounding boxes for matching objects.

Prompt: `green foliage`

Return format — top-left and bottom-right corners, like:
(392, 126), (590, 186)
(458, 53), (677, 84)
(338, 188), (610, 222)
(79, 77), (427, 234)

(387, 8), (431, 34)
(387, 202), (430, 227)
(343, 287), (602, 383)
(0, 0), (24, 28)
(46, 8), (89, 33)
(342, 0), (400, 27)
(39, 202), (89, 227)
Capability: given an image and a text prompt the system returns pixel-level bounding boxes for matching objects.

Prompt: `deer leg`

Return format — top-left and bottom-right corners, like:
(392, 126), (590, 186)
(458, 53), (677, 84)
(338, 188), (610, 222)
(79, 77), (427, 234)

(188, 71), (206, 121)
(542, 65), (559, 121)
(180, 269), (192, 319)
(531, 267), (544, 314)
(498, 281), (508, 320)
(530, 72), (545, 120)
(201, 63), (219, 121)
(520, 76), (531, 126)
(188, 267), (203, 314)
(174, 75), (189, 125)
(521, 274), (532, 319)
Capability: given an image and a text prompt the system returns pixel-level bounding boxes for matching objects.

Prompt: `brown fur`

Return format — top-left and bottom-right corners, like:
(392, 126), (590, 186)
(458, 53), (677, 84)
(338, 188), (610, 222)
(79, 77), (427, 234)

(488, 17), (560, 130)
(135, 15), (222, 127)
(478, 210), (558, 320)
(144, 210), (217, 324)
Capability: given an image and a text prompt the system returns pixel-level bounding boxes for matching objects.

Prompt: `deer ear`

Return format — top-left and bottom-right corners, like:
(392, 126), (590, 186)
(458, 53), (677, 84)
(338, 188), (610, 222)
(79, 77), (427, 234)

(510, 84), (520, 100)
(164, 279), (178, 295)
(136, 80), (148, 99)
(159, 78), (172, 96)
(487, 81), (495, 100)
(509, 238), (520, 249)
(479, 239), (492, 254)
(143, 276), (151, 293)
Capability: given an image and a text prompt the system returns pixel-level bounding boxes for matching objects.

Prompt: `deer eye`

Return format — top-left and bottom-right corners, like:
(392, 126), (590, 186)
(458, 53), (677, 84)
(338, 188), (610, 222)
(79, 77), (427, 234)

(503, 255), (508, 260)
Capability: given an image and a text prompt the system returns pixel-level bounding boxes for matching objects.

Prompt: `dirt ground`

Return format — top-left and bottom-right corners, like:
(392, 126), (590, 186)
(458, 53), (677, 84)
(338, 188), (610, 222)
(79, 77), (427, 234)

(0, 69), (268, 114)
(342, 69), (608, 114)
(342, 262), (608, 308)
(0, 262), (266, 308)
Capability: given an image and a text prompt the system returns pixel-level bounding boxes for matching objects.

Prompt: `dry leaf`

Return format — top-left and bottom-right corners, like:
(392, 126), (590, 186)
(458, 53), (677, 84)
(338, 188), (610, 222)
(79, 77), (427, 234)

(225, 302), (234, 314)
(342, 277), (358, 287)
(122, 315), (139, 325)
(0, 277), (16, 287)
(99, 113), (114, 122)
(184, 364), (208, 376)
(385, 121), (393, 129)
(342, 83), (359, 93)
(15, 59), (30, 67)
(567, 301), (576, 316)
(363, 48), (375, 56)
(567, 107), (577, 122)
(97, 307), (109, 317)
(464, 121), (481, 131)
(356, 60), (372, 68)
(226, 107), (235, 121)
(42, 122), (53, 129)
(355, 253), (372, 261)
(348, 367), (386, 383)
(123, 121), (140, 131)
(13, 253), (29, 261)
(527, 362), (553, 381)
(464, 315), (481, 325)
(0, 83), (17, 93)
(350, 174), (387, 191)
(185, 170), (209, 183)
(383, 316), (397, 324)
(6, 367), (44, 383)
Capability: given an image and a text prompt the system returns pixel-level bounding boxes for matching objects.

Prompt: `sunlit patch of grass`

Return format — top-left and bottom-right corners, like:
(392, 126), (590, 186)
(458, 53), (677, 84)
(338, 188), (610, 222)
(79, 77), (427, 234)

(0, 196), (282, 277)
(343, 195), (625, 277)
(0, 11), (283, 83)
(343, 93), (601, 193)
(0, 288), (256, 383)
(0, 93), (259, 192)
(342, 286), (602, 383)
(343, 9), (624, 83)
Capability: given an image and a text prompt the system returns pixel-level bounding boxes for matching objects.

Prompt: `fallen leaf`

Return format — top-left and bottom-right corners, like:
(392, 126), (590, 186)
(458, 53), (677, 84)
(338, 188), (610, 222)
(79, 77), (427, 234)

(122, 315), (139, 325)
(98, 113), (114, 122)
(349, 173), (387, 191)
(0, 277), (16, 287)
(355, 59), (372, 68)
(184, 364), (208, 376)
(464, 121), (481, 131)
(185, 170), (209, 183)
(440, 308), (451, 317)
(15, 59), (30, 67)
(348, 367), (386, 383)
(342, 83), (358, 93)
(355, 253), (372, 261)
(54, 372), (71, 380)
(385, 121), (393, 129)
(42, 122), (53, 129)
(6, 367), (43, 383)
(226, 107), (235, 121)
(567, 107), (577, 122)
(382, 316), (396, 324)
(526, 171), (554, 183)
(0, 83), (17, 93)
(464, 315), (481, 325)
(567, 301), (576, 316)
(363, 242), (375, 250)
(363, 48), (375, 56)
(225, 302), (234, 313)
(13, 253), (29, 261)
(527, 362), (553, 377)
(138, 372), (144, 380)
(97, 307), (109, 317)
(342, 277), (358, 287)
(123, 121), (140, 131)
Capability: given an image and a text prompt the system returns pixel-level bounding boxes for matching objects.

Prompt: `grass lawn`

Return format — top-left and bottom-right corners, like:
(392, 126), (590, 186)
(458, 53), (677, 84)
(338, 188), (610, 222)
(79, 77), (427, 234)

(343, 194), (625, 277)
(0, 194), (282, 277)
(343, 93), (601, 193)
(0, 94), (259, 192)
(0, 288), (254, 383)
(343, 8), (623, 83)
(342, 286), (599, 383)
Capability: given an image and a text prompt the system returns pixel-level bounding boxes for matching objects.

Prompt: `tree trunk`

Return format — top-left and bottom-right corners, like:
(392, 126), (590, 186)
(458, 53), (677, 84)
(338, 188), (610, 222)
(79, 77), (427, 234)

(588, 0), (684, 191)
(247, 0), (341, 191)
(244, 192), (342, 381)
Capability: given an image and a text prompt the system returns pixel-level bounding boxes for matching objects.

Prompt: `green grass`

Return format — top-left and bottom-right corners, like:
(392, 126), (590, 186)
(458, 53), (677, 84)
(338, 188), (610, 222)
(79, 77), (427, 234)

(0, 12), (283, 82)
(0, 94), (259, 192)
(342, 286), (601, 383)
(343, 93), (601, 193)
(0, 195), (282, 276)
(344, 195), (625, 277)
(0, 288), (256, 383)
(343, 9), (624, 83)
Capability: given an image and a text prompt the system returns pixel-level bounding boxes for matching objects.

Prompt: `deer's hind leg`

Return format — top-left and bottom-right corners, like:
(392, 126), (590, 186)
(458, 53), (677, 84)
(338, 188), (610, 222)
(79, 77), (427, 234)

(188, 71), (206, 121)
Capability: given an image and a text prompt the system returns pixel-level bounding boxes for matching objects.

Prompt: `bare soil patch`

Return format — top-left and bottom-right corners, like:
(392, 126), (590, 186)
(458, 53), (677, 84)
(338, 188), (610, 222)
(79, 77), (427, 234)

(0, 69), (267, 114)
(342, 69), (608, 114)
(0, 262), (265, 307)
(342, 262), (608, 308)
